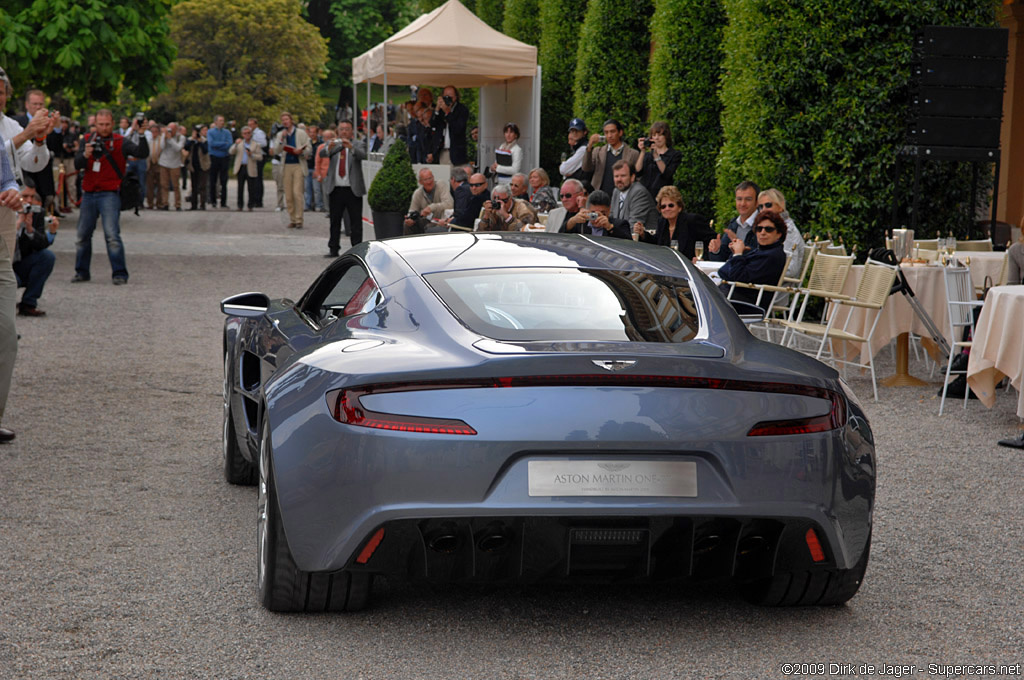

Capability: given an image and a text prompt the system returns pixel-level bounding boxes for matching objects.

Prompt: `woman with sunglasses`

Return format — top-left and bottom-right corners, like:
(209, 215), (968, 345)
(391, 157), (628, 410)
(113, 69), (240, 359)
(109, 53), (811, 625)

(634, 121), (682, 197)
(756, 188), (804, 277)
(490, 122), (523, 185)
(632, 186), (715, 260)
(717, 210), (788, 310)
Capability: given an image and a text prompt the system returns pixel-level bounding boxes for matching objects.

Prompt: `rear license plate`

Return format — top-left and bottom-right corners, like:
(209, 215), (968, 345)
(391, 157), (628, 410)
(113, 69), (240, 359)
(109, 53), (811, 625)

(528, 460), (697, 497)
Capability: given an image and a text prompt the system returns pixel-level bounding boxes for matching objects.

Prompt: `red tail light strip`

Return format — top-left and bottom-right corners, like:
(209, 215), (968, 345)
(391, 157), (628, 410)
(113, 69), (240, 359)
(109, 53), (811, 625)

(326, 375), (845, 437)
(355, 528), (386, 564)
(805, 527), (826, 563)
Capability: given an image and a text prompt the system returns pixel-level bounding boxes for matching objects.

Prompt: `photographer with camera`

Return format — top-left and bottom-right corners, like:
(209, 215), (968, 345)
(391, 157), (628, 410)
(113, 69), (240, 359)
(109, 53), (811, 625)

(186, 124), (210, 210)
(72, 109), (148, 285)
(478, 183), (537, 232)
(13, 182), (56, 316)
(272, 112), (312, 229)
(403, 168), (452, 235)
(559, 190), (631, 239)
(0, 69), (53, 194)
(156, 122), (185, 211)
(428, 86), (469, 165)
(583, 119), (638, 194)
(319, 120), (365, 255)
(634, 121), (682, 197)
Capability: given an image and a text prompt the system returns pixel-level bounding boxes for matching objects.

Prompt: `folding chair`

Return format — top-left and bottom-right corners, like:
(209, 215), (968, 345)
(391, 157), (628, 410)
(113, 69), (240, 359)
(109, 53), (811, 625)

(780, 260), (898, 401)
(778, 253), (856, 352)
(939, 267), (984, 415)
(955, 239), (993, 252)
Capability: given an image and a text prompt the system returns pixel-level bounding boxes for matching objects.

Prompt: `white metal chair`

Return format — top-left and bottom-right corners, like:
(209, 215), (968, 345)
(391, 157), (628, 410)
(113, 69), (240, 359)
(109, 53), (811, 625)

(939, 267), (984, 415)
(722, 253), (792, 340)
(781, 260), (898, 401)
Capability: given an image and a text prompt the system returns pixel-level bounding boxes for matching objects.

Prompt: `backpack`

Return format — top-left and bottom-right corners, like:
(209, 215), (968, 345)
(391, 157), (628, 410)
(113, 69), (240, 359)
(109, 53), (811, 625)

(118, 166), (142, 215)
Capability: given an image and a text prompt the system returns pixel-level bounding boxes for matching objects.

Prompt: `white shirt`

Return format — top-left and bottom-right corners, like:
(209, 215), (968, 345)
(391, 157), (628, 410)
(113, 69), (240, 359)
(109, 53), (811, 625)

(251, 127), (267, 149)
(0, 114), (50, 183)
(559, 145), (586, 179)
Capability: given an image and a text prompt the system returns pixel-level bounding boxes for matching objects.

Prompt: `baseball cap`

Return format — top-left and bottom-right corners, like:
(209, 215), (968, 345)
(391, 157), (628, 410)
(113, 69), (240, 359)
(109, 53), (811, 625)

(568, 117), (587, 132)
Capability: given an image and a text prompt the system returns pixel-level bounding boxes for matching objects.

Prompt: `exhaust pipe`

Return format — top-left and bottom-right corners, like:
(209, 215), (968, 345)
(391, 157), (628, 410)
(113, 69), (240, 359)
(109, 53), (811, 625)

(475, 522), (512, 553)
(426, 523), (461, 554)
(738, 534), (767, 557)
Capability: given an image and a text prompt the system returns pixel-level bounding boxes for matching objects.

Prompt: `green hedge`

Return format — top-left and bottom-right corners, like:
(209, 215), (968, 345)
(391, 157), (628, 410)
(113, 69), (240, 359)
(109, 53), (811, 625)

(537, 0), (587, 176)
(475, 0), (505, 30)
(648, 0), (725, 219)
(573, 0), (653, 138)
(503, 0), (540, 46)
(715, 0), (1001, 251)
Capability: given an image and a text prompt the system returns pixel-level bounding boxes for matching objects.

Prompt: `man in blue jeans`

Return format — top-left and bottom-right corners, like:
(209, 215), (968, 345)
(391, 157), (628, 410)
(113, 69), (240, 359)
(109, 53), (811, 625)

(72, 109), (148, 284)
(207, 115), (232, 208)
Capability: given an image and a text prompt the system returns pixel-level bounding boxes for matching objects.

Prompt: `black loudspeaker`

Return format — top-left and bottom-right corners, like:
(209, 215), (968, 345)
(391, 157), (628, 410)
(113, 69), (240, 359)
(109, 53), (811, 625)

(906, 26), (1008, 152)
(911, 87), (1003, 119)
(907, 117), (1002, 148)
(914, 26), (1008, 59)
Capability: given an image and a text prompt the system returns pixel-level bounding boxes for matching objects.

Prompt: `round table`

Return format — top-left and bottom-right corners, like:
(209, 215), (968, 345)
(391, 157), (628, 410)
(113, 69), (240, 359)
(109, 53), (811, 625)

(967, 284), (1024, 417)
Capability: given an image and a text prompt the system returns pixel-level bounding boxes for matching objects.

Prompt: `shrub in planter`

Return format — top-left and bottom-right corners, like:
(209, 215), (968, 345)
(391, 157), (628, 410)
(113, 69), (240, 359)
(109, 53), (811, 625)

(367, 139), (418, 239)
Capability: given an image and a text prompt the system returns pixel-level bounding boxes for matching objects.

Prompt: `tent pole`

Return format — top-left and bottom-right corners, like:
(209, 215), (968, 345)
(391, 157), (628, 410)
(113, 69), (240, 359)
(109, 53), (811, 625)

(366, 80), (371, 156)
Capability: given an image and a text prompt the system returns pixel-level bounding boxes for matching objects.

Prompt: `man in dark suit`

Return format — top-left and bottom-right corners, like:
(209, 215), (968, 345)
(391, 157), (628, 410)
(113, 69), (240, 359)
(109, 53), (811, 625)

(429, 85), (469, 165)
(320, 120), (366, 256)
(560, 190), (631, 239)
(448, 170), (489, 229)
(609, 160), (658, 232)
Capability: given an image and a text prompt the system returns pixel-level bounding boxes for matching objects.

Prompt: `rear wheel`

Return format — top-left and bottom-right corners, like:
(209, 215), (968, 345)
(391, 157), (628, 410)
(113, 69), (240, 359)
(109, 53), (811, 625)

(256, 418), (372, 612)
(223, 353), (256, 485)
(738, 532), (870, 607)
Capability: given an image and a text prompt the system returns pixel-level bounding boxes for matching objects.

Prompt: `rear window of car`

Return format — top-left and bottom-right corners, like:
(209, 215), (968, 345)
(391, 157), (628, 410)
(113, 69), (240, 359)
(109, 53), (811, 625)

(424, 267), (700, 343)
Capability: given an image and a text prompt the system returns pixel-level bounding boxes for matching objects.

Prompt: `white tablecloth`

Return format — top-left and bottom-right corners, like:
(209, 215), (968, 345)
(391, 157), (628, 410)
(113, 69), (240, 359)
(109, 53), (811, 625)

(967, 285), (1024, 418)
(696, 260), (723, 284)
(953, 250), (1004, 287)
(831, 264), (951, 363)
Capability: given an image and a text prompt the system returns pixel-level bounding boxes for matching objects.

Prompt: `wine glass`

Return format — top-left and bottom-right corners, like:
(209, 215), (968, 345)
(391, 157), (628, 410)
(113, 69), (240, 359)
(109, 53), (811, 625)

(694, 241), (704, 259)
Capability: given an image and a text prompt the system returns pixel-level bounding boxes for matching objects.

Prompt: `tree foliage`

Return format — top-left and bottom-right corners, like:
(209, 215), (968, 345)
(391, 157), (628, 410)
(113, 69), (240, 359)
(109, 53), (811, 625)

(573, 0), (653, 139)
(537, 0), (587, 176)
(305, 0), (419, 95)
(0, 0), (175, 107)
(475, 0), (506, 30)
(648, 0), (725, 218)
(715, 0), (1001, 250)
(503, 0), (540, 46)
(160, 0), (328, 127)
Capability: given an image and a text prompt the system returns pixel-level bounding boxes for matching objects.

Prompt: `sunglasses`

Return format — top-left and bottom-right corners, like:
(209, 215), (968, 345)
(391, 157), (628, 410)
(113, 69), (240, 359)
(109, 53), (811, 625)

(469, 182), (487, 187)
(659, 202), (677, 209)
(756, 201), (774, 210)
(560, 192), (577, 198)
(755, 225), (777, 233)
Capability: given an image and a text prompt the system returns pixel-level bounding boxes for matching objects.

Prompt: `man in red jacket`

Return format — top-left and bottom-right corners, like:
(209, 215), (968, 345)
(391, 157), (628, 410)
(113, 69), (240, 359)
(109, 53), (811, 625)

(72, 109), (147, 284)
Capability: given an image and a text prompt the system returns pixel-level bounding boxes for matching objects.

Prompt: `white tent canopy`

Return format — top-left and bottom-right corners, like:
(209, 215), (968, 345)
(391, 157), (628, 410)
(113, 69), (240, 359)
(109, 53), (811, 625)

(352, 0), (537, 88)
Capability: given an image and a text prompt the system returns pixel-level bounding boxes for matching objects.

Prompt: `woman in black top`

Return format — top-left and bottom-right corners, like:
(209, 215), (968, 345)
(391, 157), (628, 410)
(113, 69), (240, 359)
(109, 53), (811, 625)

(634, 121), (682, 197)
(632, 186), (715, 260)
(718, 210), (788, 310)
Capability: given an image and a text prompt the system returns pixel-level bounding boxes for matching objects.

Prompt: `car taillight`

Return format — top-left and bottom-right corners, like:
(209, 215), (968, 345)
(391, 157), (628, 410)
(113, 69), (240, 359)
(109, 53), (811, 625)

(327, 388), (478, 435)
(326, 376), (844, 436)
(746, 389), (846, 436)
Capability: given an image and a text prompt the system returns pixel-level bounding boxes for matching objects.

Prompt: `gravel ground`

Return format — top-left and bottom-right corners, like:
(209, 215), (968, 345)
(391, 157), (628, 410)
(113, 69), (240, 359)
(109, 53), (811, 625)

(0, 185), (1021, 679)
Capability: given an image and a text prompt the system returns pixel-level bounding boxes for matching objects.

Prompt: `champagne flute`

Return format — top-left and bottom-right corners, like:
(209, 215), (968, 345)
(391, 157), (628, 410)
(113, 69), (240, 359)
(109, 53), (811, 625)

(694, 241), (704, 259)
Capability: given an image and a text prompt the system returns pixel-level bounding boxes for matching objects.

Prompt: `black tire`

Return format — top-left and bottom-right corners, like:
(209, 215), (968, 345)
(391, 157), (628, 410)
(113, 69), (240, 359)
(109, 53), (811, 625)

(223, 353), (257, 485)
(738, 532), (870, 607)
(256, 419), (372, 612)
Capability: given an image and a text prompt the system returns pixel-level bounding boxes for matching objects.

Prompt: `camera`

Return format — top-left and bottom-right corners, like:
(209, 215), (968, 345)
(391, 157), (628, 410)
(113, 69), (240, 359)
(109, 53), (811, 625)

(135, 111), (145, 122)
(597, 135), (605, 143)
(19, 204), (32, 214)
(90, 137), (106, 154)
(644, 139), (653, 149)
(406, 210), (422, 221)
(588, 212), (600, 220)
(443, 95), (454, 106)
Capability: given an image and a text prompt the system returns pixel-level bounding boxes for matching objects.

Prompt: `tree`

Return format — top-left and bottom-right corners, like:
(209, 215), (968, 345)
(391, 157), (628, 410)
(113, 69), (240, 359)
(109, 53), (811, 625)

(503, 0), (540, 46)
(161, 0), (328, 127)
(537, 0), (587, 176)
(715, 0), (1001, 250)
(648, 0), (726, 219)
(305, 0), (419, 96)
(573, 0), (653, 139)
(0, 0), (175, 107)
(475, 0), (505, 30)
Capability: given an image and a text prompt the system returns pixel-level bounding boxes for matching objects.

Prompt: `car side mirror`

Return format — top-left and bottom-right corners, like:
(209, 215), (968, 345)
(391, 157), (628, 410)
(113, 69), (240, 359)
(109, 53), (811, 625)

(729, 300), (765, 325)
(221, 292), (270, 318)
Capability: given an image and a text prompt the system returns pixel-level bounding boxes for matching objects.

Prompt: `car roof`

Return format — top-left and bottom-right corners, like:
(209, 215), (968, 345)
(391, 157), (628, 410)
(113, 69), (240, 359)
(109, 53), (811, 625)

(381, 232), (691, 276)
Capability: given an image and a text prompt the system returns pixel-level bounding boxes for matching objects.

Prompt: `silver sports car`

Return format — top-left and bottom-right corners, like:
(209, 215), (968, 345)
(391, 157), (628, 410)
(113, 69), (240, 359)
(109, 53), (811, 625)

(221, 232), (874, 612)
